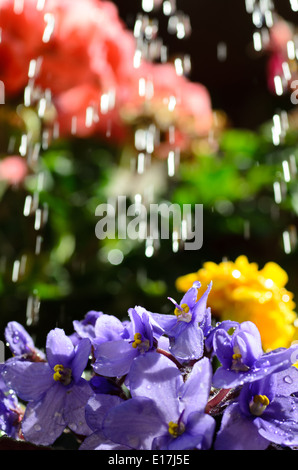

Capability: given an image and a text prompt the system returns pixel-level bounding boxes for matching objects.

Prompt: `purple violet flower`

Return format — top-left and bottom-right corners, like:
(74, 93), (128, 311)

(79, 394), (131, 450)
(150, 282), (212, 362)
(5, 321), (45, 362)
(99, 352), (216, 450)
(92, 313), (131, 349)
(2, 328), (93, 446)
(214, 371), (298, 450)
(92, 306), (164, 377)
(0, 365), (23, 439)
(70, 310), (103, 345)
(212, 321), (298, 388)
(204, 320), (239, 356)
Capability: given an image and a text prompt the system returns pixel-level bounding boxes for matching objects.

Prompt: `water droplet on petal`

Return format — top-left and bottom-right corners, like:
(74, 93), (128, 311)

(12, 334), (20, 344)
(283, 375), (293, 384)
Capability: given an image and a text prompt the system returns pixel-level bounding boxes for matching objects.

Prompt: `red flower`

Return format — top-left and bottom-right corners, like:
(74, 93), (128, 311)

(0, 0), (45, 96)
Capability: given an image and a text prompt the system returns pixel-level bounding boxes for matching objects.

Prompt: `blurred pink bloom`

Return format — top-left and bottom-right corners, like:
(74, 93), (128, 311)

(267, 53), (286, 94)
(35, 0), (138, 140)
(266, 17), (295, 94)
(0, 0), (137, 140)
(55, 83), (128, 141)
(0, 0), (213, 149)
(0, 156), (28, 185)
(121, 62), (213, 156)
(0, 0), (45, 95)
(268, 19), (293, 54)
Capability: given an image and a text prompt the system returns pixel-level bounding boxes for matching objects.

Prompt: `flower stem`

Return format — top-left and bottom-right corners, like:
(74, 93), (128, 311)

(156, 347), (183, 370)
(205, 388), (231, 414)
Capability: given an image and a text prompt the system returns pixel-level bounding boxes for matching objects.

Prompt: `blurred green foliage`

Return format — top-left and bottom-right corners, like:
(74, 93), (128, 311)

(1, 108), (298, 346)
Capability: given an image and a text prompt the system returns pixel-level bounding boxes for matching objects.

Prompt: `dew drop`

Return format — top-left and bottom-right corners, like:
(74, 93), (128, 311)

(283, 375), (293, 384)
(12, 334), (20, 344)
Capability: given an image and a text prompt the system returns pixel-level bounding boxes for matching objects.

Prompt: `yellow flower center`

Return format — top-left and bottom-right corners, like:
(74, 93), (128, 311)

(174, 303), (192, 323)
(53, 364), (64, 381)
(249, 394), (270, 416)
(231, 348), (250, 372)
(232, 353), (242, 360)
(132, 333), (150, 352)
(132, 333), (142, 348)
(53, 364), (72, 385)
(168, 420), (185, 438)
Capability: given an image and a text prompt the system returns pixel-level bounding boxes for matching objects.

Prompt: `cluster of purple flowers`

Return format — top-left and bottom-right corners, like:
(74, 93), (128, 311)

(1, 281), (298, 450)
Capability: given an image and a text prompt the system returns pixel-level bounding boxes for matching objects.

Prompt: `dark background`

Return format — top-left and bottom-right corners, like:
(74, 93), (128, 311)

(112, 0), (298, 129)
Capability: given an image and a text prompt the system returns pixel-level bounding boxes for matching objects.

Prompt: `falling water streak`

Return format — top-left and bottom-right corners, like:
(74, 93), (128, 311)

(163, 0), (176, 16)
(245, 0), (256, 13)
(36, 0), (46, 11)
(289, 0), (298, 12)
(283, 231), (292, 254)
(287, 40), (296, 61)
(244, 220), (251, 240)
(167, 151), (175, 177)
(217, 42), (227, 62)
(71, 116), (77, 135)
(289, 155), (297, 178)
(12, 260), (20, 283)
(13, 0), (24, 14)
(145, 238), (154, 258)
(282, 160), (291, 183)
(19, 134), (28, 157)
(26, 293), (40, 326)
(253, 31), (262, 51)
(172, 229), (179, 253)
(11, 9), (62, 326)
(132, 2), (193, 252)
(273, 181), (282, 204)
(271, 112), (289, 146)
(42, 13), (55, 43)
(142, 0), (155, 13)
(274, 76), (284, 96)
(7, 136), (16, 154)
(247, 0), (275, 53)
(35, 235), (43, 255)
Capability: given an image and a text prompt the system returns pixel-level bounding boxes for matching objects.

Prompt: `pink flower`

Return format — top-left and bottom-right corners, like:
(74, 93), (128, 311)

(0, 0), (213, 149)
(266, 17), (296, 94)
(121, 62), (213, 156)
(0, 156), (28, 185)
(0, 0), (137, 140)
(268, 18), (293, 54)
(55, 83), (129, 141)
(35, 0), (138, 140)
